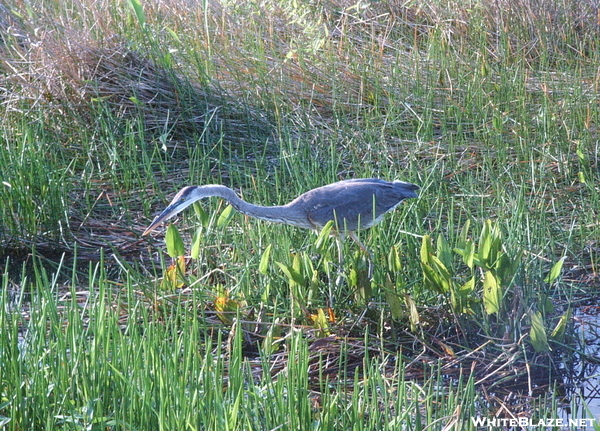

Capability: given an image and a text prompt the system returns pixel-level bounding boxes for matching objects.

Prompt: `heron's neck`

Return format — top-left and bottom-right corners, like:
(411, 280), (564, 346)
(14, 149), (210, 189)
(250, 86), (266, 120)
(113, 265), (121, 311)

(198, 185), (311, 229)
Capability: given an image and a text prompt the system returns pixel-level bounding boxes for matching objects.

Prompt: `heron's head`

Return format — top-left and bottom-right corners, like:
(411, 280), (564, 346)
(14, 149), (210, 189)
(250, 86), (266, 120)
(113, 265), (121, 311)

(142, 186), (198, 235)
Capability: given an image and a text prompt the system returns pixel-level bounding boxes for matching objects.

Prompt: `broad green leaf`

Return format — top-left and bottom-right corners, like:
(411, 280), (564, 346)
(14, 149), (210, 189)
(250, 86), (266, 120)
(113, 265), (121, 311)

(436, 234), (452, 270)
(314, 220), (334, 252)
(165, 224), (185, 258)
(275, 261), (305, 286)
(353, 258), (372, 304)
(538, 293), (555, 314)
(214, 293), (243, 325)
(463, 240), (475, 268)
(457, 219), (471, 248)
(348, 268), (358, 288)
(421, 251), (453, 294)
(480, 59), (489, 77)
(454, 240), (475, 269)
(388, 245), (402, 273)
(544, 256), (566, 284)
(420, 235), (433, 264)
(576, 145), (586, 161)
(421, 261), (449, 294)
(384, 283), (404, 322)
(292, 253), (302, 277)
(301, 252), (315, 274)
(262, 317), (282, 356)
(405, 294), (420, 332)
(494, 252), (512, 284)
(459, 276), (475, 295)
(190, 227), (202, 260)
(310, 269), (319, 291)
(483, 270), (501, 315)
(454, 220), (475, 269)
(192, 202), (209, 227)
(478, 220), (493, 268)
(166, 27), (182, 44)
(309, 308), (330, 337)
(429, 254), (452, 281)
(550, 308), (571, 342)
(420, 262), (438, 291)
(529, 311), (550, 352)
(495, 249), (522, 286)
(217, 204), (234, 228)
(127, 0), (146, 26)
(478, 220), (502, 269)
(492, 114), (502, 131)
(259, 244), (272, 275)
(160, 256), (186, 290)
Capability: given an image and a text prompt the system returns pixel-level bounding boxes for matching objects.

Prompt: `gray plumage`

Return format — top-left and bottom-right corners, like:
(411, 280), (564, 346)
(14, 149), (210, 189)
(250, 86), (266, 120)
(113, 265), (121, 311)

(143, 179), (419, 247)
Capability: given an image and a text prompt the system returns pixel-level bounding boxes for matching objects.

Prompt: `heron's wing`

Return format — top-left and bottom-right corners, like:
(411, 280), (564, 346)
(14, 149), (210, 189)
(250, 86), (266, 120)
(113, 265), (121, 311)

(298, 180), (417, 231)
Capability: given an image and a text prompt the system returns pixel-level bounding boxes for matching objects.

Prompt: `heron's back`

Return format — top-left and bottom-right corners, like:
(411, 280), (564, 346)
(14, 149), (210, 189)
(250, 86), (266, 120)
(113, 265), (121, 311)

(287, 178), (419, 232)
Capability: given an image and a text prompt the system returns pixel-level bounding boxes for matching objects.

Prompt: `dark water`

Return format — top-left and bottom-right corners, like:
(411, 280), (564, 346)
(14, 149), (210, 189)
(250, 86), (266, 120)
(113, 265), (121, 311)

(559, 306), (600, 429)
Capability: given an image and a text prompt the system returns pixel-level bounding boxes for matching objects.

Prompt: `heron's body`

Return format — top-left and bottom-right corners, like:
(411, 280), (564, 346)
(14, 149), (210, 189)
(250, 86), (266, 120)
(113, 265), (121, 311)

(143, 179), (419, 246)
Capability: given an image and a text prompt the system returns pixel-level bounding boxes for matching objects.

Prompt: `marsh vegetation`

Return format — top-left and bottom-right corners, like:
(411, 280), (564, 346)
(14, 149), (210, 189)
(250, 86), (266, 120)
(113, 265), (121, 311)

(0, 0), (599, 429)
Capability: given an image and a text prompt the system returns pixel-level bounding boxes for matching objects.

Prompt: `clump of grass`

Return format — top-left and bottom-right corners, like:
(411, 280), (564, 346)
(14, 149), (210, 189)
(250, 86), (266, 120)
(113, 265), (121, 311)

(1, 256), (567, 430)
(0, 6), (277, 252)
(1, 32), (274, 147)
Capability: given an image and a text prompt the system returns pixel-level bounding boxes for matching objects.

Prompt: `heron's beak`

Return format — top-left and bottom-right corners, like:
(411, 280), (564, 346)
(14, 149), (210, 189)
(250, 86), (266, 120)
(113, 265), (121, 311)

(142, 204), (180, 236)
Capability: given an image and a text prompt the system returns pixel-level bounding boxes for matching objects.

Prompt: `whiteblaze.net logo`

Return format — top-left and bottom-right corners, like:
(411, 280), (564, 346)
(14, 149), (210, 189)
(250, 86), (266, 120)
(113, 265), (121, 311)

(470, 416), (596, 428)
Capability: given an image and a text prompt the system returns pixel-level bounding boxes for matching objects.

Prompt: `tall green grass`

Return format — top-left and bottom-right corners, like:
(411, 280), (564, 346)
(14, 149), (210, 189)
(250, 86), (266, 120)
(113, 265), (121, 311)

(0, 123), (70, 244)
(1, 258), (510, 430)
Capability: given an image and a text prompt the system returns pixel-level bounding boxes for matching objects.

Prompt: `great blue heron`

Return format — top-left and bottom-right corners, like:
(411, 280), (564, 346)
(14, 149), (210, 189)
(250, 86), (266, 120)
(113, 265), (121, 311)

(143, 178), (419, 254)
